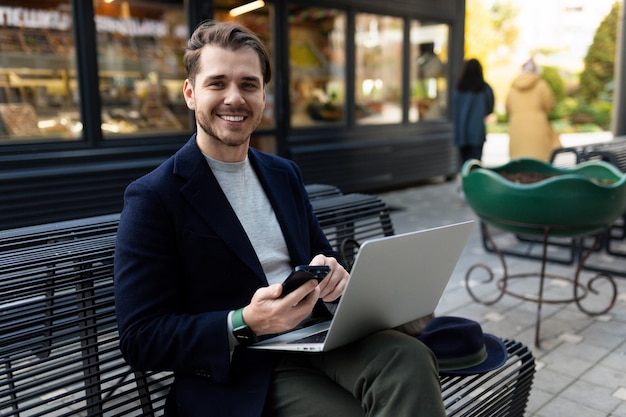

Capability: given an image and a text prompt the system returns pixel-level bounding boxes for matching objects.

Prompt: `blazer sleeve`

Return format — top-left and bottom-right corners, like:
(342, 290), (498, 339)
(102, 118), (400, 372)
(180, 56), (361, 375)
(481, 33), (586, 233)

(114, 178), (234, 383)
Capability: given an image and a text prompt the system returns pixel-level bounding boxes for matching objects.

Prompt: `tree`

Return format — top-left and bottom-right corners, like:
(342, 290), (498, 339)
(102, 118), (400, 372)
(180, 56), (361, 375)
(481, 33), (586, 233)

(489, 1), (520, 48)
(541, 66), (566, 102)
(464, 0), (497, 64)
(541, 65), (566, 120)
(578, 2), (620, 102)
(464, 0), (520, 65)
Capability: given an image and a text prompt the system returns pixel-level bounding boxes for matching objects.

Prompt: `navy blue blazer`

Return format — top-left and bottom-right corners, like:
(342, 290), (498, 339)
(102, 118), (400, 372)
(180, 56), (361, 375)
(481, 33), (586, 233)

(114, 135), (336, 416)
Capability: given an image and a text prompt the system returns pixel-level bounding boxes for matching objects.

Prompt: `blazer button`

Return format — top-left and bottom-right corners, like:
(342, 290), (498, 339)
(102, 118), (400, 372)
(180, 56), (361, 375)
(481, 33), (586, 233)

(194, 369), (212, 378)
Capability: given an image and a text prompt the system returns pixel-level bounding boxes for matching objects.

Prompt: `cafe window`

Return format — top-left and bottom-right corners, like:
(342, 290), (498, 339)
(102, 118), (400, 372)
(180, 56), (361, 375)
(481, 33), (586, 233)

(214, 0), (275, 129)
(410, 21), (449, 122)
(355, 13), (403, 125)
(288, 6), (346, 127)
(0, 0), (78, 144)
(94, 0), (188, 138)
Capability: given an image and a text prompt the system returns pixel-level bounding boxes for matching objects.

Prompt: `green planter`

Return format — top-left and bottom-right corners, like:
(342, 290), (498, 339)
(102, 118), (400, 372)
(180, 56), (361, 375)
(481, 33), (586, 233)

(461, 158), (626, 237)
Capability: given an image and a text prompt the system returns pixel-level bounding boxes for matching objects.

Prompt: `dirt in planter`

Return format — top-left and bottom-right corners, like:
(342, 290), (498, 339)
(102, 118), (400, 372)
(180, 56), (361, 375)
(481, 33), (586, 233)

(497, 171), (616, 185)
(498, 171), (555, 183)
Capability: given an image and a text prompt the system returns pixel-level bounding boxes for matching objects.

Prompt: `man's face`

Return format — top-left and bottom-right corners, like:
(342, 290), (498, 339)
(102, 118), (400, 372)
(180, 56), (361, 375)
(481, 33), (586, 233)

(183, 45), (266, 156)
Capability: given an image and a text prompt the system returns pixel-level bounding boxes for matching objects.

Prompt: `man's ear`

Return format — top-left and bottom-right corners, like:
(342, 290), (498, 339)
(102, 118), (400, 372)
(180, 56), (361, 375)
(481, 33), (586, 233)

(183, 79), (195, 110)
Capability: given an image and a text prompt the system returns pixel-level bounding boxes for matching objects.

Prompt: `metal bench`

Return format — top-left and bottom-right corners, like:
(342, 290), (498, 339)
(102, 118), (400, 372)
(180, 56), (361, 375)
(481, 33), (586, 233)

(441, 339), (534, 417)
(584, 137), (626, 172)
(304, 183), (343, 200)
(582, 138), (626, 264)
(1, 190), (535, 417)
(310, 192), (395, 266)
(0, 216), (172, 417)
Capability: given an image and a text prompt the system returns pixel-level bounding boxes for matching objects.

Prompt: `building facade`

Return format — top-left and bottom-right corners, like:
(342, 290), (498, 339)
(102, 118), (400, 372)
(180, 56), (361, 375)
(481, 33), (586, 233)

(0, 0), (465, 229)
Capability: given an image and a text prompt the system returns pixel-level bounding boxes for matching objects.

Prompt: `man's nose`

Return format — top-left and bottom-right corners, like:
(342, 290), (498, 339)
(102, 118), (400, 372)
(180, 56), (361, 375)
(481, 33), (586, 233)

(224, 84), (245, 104)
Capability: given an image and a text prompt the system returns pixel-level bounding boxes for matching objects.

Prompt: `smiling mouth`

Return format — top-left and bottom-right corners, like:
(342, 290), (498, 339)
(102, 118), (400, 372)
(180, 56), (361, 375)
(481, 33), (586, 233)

(220, 115), (246, 122)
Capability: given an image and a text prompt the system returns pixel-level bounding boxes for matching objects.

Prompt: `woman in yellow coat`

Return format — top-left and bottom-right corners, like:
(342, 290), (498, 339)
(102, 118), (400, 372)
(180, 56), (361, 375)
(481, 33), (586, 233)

(506, 59), (561, 161)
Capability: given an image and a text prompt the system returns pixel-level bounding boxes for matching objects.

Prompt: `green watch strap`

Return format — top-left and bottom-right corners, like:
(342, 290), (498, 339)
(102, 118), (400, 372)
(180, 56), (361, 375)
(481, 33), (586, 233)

(232, 307), (246, 330)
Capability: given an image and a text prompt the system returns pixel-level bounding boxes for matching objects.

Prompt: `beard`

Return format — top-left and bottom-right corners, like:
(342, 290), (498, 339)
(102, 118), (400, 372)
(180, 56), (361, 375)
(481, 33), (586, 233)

(195, 107), (263, 148)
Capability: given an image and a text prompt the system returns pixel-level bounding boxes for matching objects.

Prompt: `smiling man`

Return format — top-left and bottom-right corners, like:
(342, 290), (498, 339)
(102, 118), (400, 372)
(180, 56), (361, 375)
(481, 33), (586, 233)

(183, 35), (267, 161)
(113, 20), (445, 417)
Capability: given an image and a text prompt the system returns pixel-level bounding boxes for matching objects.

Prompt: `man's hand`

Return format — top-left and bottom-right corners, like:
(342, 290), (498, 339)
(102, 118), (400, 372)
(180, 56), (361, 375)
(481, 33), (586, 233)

(241, 256), (349, 336)
(309, 254), (349, 302)
(242, 281), (320, 336)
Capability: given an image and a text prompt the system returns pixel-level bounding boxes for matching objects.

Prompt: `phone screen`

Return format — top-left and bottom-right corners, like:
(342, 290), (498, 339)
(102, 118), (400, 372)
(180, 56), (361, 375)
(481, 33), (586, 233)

(280, 266), (330, 297)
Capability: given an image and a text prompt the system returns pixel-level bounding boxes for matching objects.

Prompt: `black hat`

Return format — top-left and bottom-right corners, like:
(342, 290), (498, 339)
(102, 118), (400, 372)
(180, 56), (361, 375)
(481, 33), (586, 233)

(418, 316), (507, 376)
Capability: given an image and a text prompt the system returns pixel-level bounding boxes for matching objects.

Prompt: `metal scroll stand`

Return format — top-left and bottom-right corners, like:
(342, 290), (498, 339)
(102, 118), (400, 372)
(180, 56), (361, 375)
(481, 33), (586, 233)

(465, 218), (618, 348)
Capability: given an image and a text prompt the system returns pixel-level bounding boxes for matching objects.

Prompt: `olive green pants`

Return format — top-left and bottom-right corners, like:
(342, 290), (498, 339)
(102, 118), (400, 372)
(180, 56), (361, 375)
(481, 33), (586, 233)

(265, 329), (446, 417)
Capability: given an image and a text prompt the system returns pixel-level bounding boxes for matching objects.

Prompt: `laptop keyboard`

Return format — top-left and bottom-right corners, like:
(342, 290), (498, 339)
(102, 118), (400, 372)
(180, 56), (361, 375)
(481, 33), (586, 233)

(287, 330), (328, 344)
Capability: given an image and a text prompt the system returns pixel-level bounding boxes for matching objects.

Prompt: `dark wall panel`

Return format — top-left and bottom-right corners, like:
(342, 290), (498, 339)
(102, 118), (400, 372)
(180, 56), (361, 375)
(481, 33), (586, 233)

(290, 136), (458, 193)
(0, 158), (165, 230)
(354, 0), (462, 19)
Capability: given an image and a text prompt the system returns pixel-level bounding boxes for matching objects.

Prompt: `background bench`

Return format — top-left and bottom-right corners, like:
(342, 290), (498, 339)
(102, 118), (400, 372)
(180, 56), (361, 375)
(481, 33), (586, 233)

(0, 214), (172, 416)
(0, 186), (535, 417)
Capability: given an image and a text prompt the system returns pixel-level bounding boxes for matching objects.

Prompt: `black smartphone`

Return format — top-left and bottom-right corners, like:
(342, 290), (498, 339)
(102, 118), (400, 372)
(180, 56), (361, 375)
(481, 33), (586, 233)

(294, 265), (331, 280)
(280, 266), (330, 298)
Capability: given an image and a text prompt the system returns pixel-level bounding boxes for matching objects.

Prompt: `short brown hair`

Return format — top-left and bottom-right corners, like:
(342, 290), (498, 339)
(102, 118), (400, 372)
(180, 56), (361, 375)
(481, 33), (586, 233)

(184, 20), (272, 86)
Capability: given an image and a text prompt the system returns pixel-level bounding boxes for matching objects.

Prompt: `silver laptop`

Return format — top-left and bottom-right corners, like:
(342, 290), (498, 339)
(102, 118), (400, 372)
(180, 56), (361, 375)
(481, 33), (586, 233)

(249, 220), (474, 352)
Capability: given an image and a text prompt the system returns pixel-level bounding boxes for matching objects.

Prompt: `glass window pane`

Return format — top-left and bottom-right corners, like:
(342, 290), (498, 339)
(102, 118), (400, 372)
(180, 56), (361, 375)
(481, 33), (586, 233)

(214, 1), (275, 129)
(95, 1), (189, 138)
(288, 7), (346, 128)
(355, 14), (403, 125)
(0, 1), (79, 144)
(410, 22), (448, 122)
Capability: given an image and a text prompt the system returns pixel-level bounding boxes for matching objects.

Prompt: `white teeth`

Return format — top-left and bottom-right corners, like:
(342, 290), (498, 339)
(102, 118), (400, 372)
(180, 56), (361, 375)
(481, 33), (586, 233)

(221, 115), (245, 122)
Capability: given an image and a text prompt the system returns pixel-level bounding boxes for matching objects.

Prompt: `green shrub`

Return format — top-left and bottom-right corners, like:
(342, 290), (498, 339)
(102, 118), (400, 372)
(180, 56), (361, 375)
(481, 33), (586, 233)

(541, 66), (566, 120)
(590, 100), (612, 129)
(542, 66), (566, 102)
(568, 100), (595, 125)
(552, 97), (576, 120)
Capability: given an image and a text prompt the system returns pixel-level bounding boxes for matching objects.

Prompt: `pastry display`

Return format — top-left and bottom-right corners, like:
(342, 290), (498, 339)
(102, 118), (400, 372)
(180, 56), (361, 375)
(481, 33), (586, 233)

(0, 104), (41, 136)
(22, 30), (55, 55)
(0, 24), (188, 139)
(0, 29), (25, 53)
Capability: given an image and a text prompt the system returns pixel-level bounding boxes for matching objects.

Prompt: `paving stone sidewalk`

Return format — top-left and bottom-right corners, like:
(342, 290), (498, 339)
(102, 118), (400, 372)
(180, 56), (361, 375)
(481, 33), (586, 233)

(376, 131), (626, 417)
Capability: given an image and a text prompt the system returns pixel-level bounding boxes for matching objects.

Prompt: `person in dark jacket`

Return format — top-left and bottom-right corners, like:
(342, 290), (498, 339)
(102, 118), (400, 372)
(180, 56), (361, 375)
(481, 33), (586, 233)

(452, 58), (495, 167)
(113, 20), (446, 417)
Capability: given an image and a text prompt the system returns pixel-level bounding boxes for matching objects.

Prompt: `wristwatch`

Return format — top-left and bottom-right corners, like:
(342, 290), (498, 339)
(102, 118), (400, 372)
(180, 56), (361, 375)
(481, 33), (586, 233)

(232, 307), (258, 346)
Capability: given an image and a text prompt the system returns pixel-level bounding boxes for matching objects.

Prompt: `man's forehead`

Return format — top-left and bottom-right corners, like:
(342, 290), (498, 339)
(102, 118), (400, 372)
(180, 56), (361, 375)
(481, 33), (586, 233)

(199, 45), (262, 76)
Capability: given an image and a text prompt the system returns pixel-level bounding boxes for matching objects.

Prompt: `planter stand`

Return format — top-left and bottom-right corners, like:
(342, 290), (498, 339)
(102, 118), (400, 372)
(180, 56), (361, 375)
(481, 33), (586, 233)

(465, 219), (618, 349)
